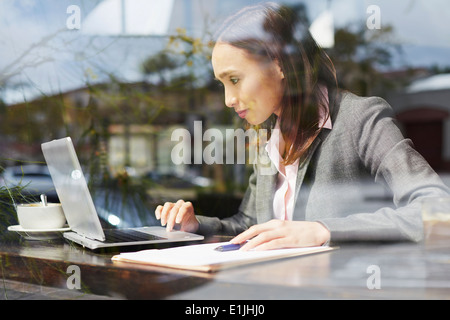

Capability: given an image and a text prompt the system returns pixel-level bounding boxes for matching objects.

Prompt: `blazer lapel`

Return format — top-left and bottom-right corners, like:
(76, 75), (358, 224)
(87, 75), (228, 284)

(254, 132), (326, 224)
(255, 147), (277, 224)
(292, 135), (323, 221)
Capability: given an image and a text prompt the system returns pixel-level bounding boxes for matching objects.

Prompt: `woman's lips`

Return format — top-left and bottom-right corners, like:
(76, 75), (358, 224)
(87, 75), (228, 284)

(236, 109), (248, 119)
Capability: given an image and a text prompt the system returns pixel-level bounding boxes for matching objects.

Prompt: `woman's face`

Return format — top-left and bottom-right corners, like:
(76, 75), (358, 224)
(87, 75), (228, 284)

(212, 42), (285, 125)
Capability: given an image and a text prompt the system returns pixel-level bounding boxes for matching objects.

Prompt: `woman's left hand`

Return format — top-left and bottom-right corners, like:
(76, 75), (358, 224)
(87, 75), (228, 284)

(230, 220), (330, 251)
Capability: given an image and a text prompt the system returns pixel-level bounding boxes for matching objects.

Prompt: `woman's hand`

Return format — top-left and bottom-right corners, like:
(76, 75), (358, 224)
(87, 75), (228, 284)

(230, 220), (330, 251)
(155, 199), (199, 233)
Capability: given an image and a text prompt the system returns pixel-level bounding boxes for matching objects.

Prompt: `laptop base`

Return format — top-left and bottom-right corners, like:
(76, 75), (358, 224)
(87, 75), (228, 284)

(64, 226), (204, 251)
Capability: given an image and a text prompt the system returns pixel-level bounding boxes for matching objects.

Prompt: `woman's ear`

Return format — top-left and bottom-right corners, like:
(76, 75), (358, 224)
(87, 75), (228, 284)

(274, 59), (285, 80)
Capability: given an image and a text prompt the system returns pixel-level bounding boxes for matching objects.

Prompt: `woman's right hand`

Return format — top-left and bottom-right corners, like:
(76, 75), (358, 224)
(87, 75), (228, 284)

(155, 199), (199, 233)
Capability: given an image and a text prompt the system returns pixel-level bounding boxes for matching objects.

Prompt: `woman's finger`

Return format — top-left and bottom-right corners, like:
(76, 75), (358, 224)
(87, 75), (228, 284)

(159, 202), (175, 226)
(250, 237), (287, 251)
(230, 225), (259, 244)
(240, 228), (284, 251)
(231, 220), (282, 244)
(155, 205), (163, 220)
(166, 200), (184, 231)
(175, 201), (191, 224)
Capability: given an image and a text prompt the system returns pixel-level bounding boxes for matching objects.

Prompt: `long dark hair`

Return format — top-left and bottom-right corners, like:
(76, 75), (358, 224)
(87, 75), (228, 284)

(215, 2), (338, 164)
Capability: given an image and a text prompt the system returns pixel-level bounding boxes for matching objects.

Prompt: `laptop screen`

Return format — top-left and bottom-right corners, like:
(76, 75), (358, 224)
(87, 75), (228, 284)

(42, 137), (105, 241)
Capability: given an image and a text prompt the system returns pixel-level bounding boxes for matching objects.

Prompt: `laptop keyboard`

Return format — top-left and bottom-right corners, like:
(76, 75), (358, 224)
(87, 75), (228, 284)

(103, 229), (166, 243)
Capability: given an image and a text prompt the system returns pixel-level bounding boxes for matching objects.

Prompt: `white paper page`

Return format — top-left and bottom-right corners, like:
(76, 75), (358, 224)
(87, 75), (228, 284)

(113, 242), (330, 268)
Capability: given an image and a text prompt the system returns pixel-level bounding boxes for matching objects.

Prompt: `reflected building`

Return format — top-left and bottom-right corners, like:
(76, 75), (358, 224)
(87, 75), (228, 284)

(387, 73), (450, 172)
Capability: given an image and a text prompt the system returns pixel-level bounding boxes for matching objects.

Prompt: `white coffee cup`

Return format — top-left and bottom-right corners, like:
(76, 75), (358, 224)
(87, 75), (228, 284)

(16, 203), (66, 230)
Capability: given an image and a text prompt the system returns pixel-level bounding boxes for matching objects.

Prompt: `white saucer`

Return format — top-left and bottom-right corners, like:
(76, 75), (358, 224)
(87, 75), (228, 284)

(8, 225), (71, 241)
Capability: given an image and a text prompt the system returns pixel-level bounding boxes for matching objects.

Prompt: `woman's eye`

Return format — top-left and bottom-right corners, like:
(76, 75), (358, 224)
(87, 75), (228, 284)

(230, 78), (239, 85)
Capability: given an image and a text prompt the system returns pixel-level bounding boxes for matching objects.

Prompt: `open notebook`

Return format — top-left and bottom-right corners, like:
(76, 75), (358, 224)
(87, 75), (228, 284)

(112, 242), (335, 272)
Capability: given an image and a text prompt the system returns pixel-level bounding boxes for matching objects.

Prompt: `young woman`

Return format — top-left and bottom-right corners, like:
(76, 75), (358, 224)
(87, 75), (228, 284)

(155, 3), (449, 250)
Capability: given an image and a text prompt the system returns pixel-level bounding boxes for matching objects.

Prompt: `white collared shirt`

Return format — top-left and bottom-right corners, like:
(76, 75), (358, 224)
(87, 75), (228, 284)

(265, 87), (332, 220)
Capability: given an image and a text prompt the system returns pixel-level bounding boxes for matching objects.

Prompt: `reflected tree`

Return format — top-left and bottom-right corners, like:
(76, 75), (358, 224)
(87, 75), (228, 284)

(327, 23), (403, 96)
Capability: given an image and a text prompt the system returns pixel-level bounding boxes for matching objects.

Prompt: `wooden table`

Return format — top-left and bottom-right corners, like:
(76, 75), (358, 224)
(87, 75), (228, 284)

(1, 225), (450, 301)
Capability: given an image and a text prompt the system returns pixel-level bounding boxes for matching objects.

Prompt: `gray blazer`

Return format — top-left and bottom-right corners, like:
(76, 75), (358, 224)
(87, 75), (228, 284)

(197, 91), (450, 243)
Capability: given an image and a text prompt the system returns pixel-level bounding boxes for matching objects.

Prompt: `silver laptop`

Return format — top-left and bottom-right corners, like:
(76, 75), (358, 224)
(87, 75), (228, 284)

(41, 137), (203, 250)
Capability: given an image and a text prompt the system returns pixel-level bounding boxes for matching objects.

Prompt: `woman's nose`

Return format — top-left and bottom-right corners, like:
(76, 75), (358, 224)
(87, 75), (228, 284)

(225, 90), (238, 108)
